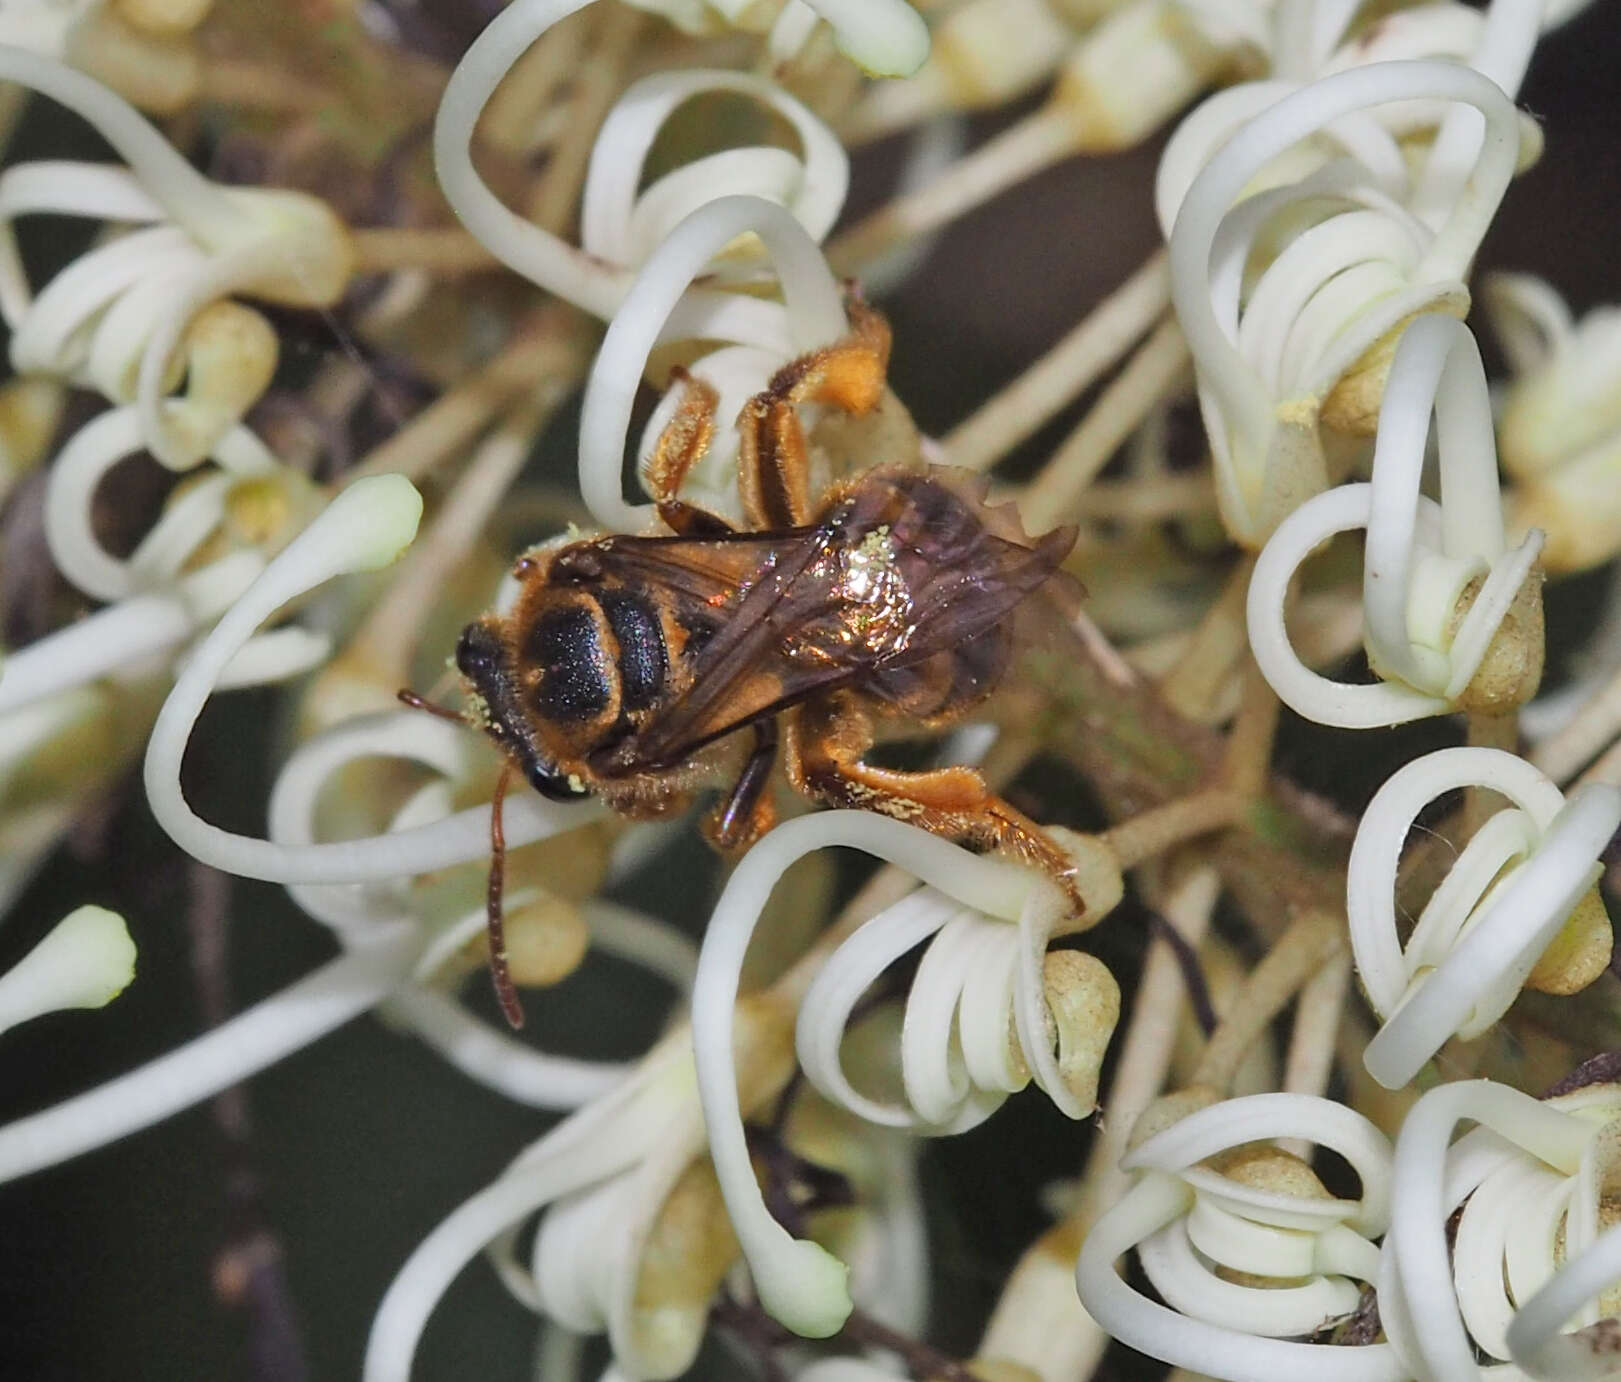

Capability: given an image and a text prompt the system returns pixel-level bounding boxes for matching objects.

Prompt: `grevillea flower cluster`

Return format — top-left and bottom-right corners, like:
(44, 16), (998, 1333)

(3, 2), (1621, 1381)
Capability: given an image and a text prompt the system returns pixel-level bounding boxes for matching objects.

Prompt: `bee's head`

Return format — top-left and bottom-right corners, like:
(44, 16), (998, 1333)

(455, 619), (589, 801)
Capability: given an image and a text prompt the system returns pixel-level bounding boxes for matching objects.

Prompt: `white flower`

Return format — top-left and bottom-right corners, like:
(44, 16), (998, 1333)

(0, 51), (352, 469)
(690, 811), (1102, 1336)
(795, 833), (1121, 1131)
(1074, 1091), (1399, 1382)
(436, 0), (852, 345)
(577, 194), (851, 532)
(1382, 1077), (1621, 1381)
(1161, 50), (1521, 543)
(1485, 273), (1621, 574)
(1346, 746), (1621, 1090)
(1246, 315), (1545, 727)
(621, 0), (931, 75)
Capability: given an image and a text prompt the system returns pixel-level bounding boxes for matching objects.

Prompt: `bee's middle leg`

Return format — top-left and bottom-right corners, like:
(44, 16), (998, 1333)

(784, 695), (1077, 892)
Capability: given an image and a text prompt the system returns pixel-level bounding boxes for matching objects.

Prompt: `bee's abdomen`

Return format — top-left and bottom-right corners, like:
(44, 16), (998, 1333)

(524, 603), (614, 722)
(598, 588), (668, 712)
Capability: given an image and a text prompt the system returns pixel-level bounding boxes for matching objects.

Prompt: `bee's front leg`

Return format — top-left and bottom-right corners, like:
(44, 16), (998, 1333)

(783, 693), (1080, 903)
(645, 368), (737, 536)
(737, 303), (892, 529)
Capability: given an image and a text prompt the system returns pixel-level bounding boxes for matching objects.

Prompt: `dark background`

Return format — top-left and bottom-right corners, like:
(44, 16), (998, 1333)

(3, 2), (1621, 1378)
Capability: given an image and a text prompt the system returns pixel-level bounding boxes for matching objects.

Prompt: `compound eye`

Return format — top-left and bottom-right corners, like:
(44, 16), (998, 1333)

(527, 764), (591, 801)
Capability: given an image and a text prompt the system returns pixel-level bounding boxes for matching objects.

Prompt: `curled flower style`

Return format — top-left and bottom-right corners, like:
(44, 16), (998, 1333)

(1075, 1091), (1401, 1382)
(1484, 273), (1621, 574)
(795, 830), (1122, 1131)
(435, 0), (858, 344)
(1381, 1078), (1621, 1381)
(0, 481), (701, 1185)
(692, 811), (1110, 1337)
(268, 707), (690, 1109)
(0, 50), (353, 468)
(1160, 57), (1521, 544)
(579, 68), (848, 269)
(483, 1085), (922, 1382)
(0, 904), (134, 1037)
(1247, 315), (1546, 727)
(139, 475), (605, 886)
(577, 193), (855, 532)
(1347, 746), (1621, 1091)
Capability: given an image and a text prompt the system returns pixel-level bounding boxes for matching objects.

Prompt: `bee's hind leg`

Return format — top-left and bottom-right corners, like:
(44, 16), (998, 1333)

(703, 720), (779, 853)
(784, 695), (1080, 904)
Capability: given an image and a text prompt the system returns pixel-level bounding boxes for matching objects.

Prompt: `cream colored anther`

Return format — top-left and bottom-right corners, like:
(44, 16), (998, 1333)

(161, 301), (278, 463)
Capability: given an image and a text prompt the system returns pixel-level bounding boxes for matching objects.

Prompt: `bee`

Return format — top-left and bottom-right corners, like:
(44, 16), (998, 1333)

(416, 304), (1080, 1024)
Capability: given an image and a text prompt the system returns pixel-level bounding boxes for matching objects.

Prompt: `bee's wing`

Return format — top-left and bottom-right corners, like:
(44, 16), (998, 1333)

(588, 482), (1080, 771)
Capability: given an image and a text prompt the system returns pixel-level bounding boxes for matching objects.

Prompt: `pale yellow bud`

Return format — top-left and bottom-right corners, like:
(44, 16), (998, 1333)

(71, 9), (199, 115)
(501, 897), (590, 988)
(1526, 885), (1613, 997)
(1320, 297), (1470, 438)
(1500, 305), (1621, 478)
(934, 0), (1074, 105)
(1054, 0), (1224, 152)
(1038, 948), (1120, 1111)
(159, 301), (279, 462)
(0, 378), (65, 498)
(630, 1159), (742, 1371)
(1510, 438), (1621, 573)
(1446, 565), (1545, 715)
(1126, 1085), (1221, 1152)
(1046, 825), (1124, 934)
(210, 188), (357, 309)
(113, 0), (213, 37)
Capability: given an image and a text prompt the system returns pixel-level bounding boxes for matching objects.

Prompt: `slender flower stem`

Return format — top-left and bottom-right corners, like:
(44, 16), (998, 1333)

(1160, 557), (1253, 722)
(942, 252), (1170, 474)
(1189, 911), (1345, 1094)
(1532, 665), (1621, 784)
(349, 227), (501, 276)
(1101, 788), (1243, 869)
(1222, 655), (1282, 801)
(348, 318), (589, 483)
(826, 106), (1077, 275)
(1019, 316), (1190, 532)
(1277, 951), (1352, 1159)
